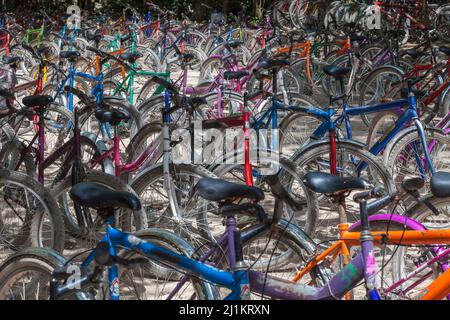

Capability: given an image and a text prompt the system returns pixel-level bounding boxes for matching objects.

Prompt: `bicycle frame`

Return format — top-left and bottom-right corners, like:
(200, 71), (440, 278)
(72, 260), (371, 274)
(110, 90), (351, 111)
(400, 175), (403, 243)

(11, 101), (92, 186)
(190, 50), (267, 118)
(344, 226), (450, 300)
(277, 39), (313, 82)
(0, 30), (11, 55)
(368, 57), (449, 161)
(51, 214), (380, 300)
(56, 24), (78, 51)
(90, 123), (162, 177)
(52, 219), (248, 300)
(12, 108), (45, 183)
(81, 48), (125, 79)
(51, 57), (113, 138)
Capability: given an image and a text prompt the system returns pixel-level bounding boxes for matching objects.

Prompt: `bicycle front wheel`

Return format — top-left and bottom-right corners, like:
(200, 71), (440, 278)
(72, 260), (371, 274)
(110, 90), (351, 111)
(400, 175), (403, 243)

(357, 66), (404, 127)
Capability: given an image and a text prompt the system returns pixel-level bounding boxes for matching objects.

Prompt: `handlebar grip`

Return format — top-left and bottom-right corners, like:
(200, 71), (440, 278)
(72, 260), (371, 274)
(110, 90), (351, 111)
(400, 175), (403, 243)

(64, 85), (81, 95)
(366, 194), (395, 216)
(171, 44), (181, 55)
(353, 190), (371, 203)
(372, 186), (386, 198)
(190, 96), (207, 105)
(165, 105), (182, 116)
(253, 70), (271, 81)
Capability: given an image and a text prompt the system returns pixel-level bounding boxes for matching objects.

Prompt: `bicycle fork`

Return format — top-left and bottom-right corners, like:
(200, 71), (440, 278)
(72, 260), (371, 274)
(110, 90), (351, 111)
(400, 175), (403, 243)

(162, 89), (183, 224)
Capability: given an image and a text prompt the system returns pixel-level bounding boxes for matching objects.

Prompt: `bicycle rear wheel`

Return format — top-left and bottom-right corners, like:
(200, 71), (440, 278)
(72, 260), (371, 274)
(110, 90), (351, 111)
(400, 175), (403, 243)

(130, 163), (218, 246)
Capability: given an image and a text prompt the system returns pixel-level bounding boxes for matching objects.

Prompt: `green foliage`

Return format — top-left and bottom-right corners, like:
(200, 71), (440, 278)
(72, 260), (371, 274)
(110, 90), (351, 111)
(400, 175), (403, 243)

(4, 0), (272, 19)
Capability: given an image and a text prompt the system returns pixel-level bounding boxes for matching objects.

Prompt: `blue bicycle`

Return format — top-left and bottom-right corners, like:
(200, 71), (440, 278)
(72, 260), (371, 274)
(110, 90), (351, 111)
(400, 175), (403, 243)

(280, 65), (447, 191)
(0, 172), (387, 300)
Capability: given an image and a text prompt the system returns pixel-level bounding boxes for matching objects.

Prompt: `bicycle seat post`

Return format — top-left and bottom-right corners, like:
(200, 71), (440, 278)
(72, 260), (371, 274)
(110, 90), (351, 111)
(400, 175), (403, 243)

(336, 193), (347, 224)
(37, 105), (45, 183)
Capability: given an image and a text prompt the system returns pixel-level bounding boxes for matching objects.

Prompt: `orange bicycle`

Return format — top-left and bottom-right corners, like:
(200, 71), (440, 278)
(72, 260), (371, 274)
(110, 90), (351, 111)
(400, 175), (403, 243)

(293, 171), (450, 300)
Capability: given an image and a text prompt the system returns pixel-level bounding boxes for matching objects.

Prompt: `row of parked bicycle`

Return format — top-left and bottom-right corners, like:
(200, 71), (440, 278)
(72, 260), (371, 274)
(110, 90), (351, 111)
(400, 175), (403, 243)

(0, 0), (449, 300)
(273, 0), (450, 44)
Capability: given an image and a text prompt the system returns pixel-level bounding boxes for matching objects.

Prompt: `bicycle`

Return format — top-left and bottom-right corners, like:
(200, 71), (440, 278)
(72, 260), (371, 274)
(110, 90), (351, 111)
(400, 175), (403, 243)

(0, 174), (389, 300)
